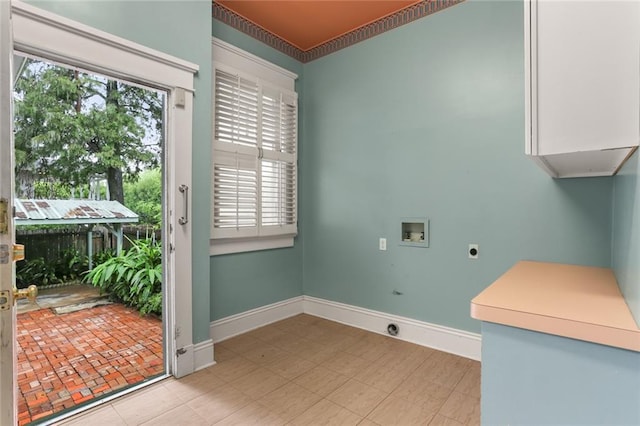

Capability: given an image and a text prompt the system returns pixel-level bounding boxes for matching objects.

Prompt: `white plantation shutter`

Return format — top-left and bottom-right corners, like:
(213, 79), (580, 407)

(261, 159), (296, 234)
(214, 69), (258, 148)
(261, 88), (280, 153)
(212, 63), (298, 243)
(212, 151), (258, 238)
(261, 88), (297, 235)
(279, 93), (297, 156)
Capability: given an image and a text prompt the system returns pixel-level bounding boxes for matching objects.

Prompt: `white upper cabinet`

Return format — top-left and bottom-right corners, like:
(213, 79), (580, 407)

(525, 0), (639, 178)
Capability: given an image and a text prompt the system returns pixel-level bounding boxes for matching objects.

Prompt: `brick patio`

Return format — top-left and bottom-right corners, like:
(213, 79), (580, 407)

(17, 304), (164, 425)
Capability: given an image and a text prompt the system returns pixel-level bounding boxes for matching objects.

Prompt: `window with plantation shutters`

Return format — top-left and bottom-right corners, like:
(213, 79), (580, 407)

(211, 44), (298, 254)
(260, 87), (297, 235)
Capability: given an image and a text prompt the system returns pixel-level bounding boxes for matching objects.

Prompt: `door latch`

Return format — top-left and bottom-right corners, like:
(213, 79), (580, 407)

(0, 244), (8, 264)
(0, 286), (38, 311)
(0, 290), (10, 311)
(14, 285), (38, 304)
(0, 199), (8, 234)
(13, 244), (24, 262)
(0, 244), (24, 264)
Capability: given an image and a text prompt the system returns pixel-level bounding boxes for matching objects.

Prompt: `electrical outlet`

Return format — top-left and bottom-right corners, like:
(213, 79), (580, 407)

(469, 244), (479, 259)
(379, 238), (387, 251)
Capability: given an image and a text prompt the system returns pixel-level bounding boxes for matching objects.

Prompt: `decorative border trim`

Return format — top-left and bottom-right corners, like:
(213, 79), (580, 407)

(194, 339), (216, 371)
(212, 0), (465, 63)
(210, 296), (304, 342)
(303, 0), (465, 62)
(213, 2), (305, 62)
(209, 295), (481, 361)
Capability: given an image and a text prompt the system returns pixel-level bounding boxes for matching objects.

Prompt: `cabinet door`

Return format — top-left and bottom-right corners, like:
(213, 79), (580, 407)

(529, 1), (639, 156)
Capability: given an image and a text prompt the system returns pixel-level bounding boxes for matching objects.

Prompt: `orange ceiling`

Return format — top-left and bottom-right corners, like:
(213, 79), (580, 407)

(216, 0), (421, 51)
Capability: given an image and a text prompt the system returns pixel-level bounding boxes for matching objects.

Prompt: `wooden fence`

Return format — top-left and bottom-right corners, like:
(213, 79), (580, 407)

(16, 226), (161, 262)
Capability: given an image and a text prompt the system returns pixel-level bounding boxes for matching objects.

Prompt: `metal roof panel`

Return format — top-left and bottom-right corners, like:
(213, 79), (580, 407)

(14, 199), (139, 225)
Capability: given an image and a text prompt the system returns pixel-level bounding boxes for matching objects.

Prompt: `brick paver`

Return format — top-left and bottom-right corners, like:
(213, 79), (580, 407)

(17, 304), (164, 425)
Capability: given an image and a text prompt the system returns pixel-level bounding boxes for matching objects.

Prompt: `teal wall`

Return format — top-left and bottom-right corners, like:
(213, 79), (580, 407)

(300, 0), (613, 333)
(27, 0), (213, 343)
(28, 0), (623, 340)
(210, 22), (304, 321)
(481, 322), (640, 425)
(613, 150), (640, 326)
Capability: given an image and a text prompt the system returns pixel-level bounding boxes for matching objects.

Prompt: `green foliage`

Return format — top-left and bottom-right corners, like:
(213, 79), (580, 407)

(58, 248), (89, 282)
(29, 180), (107, 200)
(84, 238), (162, 315)
(124, 168), (162, 227)
(15, 248), (88, 289)
(92, 248), (116, 265)
(33, 180), (72, 199)
(14, 59), (162, 200)
(16, 258), (59, 289)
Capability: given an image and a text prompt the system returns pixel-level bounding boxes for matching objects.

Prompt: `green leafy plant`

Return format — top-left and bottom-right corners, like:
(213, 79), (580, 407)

(56, 248), (89, 282)
(15, 248), (89, 288)
(92, 248), (115, 266)
(84, 238), (162, 315)
(16, 257), (60, 288)
(140, 292), (163, 316)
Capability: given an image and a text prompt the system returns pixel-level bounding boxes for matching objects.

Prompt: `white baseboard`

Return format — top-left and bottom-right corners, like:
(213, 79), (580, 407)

(209, 295), (481, 361)
(303, 296), (481, 361)
(210, 296), (304, 343)
(194, 339), (215, 371)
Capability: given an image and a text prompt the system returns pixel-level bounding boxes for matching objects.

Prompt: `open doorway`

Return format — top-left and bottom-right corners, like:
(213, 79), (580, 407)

(13, 56), (168, 425)
(1, 4), (199, 425)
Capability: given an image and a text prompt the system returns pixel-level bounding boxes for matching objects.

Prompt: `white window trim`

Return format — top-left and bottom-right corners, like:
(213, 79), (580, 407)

(211, 38), (298, 256)
(210, 234), (295, 256)
(212, 38), (297, 90)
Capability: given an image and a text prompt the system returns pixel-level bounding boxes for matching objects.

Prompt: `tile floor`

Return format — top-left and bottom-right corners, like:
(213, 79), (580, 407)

(58, 314), (480, 426)
(18, 304), (164, 425)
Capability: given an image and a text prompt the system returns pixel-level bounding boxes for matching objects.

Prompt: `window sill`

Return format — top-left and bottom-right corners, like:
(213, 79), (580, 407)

(210, 234), (295, 256)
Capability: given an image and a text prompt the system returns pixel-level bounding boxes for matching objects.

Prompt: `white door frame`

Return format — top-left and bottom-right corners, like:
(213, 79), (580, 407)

(1, 2), (199, 424)
(0, 1), (17, 425)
